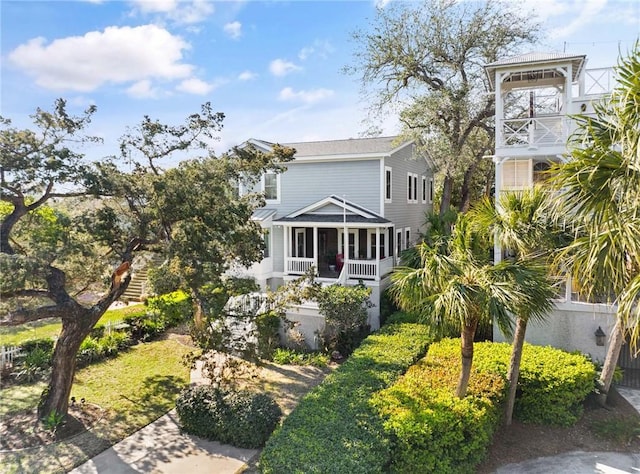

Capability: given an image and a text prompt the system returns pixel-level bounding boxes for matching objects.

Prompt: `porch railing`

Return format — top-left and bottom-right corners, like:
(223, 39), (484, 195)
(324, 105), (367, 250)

(287, 256), (394, 281)
(286, 257), (315, 275)
(584, 68), (614, 96)
(500, 116), (566, 148)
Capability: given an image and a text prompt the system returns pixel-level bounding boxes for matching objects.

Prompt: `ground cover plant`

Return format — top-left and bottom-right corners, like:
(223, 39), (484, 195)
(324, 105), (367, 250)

(259, 321), (433, 474)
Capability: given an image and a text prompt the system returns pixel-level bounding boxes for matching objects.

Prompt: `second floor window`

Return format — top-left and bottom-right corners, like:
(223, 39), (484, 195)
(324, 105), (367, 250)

(407, 173), (418, 203)
(385, 166), (392, 202)
(264, 172), (278, 200)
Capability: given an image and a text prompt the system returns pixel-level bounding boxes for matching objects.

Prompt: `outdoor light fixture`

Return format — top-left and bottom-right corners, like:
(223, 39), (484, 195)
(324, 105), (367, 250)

(594, 326), (606, 346)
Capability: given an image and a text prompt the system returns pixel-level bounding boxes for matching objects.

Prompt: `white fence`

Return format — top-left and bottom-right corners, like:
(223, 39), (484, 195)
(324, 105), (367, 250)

(1, 346), (23, 371)
(500, 116), (566, 148)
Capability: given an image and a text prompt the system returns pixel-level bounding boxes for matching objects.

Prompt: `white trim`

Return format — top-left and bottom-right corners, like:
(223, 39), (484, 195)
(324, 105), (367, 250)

(429, 177), (434, 204)
(384, 166), (393, 203)
(404, 227), (411, 249)
(262, 171), (281, 204)
(407, 172), (418, 203)
(294, 229), (306, 257)
(283, 195), (381, 220)
(421, 175), (427, 204)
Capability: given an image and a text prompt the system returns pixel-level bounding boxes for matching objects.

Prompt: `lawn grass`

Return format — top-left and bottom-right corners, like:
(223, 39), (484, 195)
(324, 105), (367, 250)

(0, 337), (197, 474)
(0, 304), (145, 347)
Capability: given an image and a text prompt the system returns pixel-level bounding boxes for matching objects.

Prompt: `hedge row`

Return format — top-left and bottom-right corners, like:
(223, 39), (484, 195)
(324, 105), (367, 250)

(259, 322), (433, 474)
(372, 338), (595, 473)
(373, 339), (506, 474)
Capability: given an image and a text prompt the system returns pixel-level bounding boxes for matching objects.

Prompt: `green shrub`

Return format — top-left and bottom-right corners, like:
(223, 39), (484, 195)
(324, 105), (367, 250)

(259, 323), (433, 474)
(146, 290), (191, 327)
(373, 339), (505, 474)
(18, 338), (55, 355)
(256, 311), (281, 358)
(384, 311), (421, 325)
(12, 345), (52, 382)
(471, 341), (595, 426)
(77, 336), (104, 366)
(99, 331), (131, 356)
(271, 348), (329, 367)
(176, 385), (281, 448)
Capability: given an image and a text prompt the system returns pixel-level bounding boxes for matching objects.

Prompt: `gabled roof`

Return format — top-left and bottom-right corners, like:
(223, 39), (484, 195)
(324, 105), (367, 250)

(484, 52), (586, 90)
(273, 195), (391, 225)
(244, 136), (416, 162)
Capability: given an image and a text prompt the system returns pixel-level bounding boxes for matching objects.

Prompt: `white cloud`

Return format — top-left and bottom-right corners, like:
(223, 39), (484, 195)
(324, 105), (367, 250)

(548, 0), (607, 39)
(298, 39), (334, 61)
(8, 25), (193, 92)
(278, 87), (334, 104)
(128, 0), (214, 24)
(375, 0), (392, 8)
(238, 70), (257, 81)
(224, 21), (242, 39)
(127, 79), (159, 98)
(176, 78), (216, 95)
(269, 59), (302, 77)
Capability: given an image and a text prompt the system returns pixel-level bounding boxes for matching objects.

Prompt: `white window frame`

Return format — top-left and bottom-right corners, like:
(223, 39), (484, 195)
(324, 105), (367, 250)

(405, 227), (411, 249)
(396, 229), (403, 255)
(263, 229), (271, 258)
(294, 229), (306, 258)
(421, 175), (427, 203)
(384, 166), (393, 203)
(263, 172), (281, 204)
(429, 177), (434, 203)
(407, 172), (419, 203)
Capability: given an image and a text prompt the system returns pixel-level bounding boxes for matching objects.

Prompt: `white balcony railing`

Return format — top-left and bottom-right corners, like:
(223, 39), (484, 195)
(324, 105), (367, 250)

(584, 68), (614, 96)
(500, 116), (566, 148)
(287, 256), (394, 281)
(287, 257), (315, 275)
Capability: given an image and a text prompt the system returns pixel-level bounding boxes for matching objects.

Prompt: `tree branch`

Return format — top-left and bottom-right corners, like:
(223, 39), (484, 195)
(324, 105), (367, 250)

(0, 304), (70, 326)
(0, 289), (51, 299)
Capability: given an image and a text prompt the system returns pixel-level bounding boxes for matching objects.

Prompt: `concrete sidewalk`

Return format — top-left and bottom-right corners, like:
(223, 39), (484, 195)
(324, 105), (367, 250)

(69, 410), (257, 474)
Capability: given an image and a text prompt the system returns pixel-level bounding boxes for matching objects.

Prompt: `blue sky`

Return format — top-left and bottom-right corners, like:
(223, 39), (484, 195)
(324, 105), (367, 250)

(1, 0), (639, 158)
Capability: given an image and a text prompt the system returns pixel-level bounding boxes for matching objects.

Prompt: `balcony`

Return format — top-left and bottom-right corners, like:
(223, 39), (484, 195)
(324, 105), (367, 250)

(499, 116), (566, 148)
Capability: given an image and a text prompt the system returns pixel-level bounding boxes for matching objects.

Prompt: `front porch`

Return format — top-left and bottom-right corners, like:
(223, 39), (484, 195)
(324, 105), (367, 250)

(283, 226), (395, 282)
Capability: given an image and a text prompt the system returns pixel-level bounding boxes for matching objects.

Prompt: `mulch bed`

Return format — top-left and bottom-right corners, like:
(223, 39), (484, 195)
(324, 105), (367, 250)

(0, 403), (103, 451)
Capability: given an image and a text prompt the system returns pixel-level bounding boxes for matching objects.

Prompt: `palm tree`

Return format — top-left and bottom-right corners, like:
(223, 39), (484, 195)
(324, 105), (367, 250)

(470, 187), (557, 424)
(551, 42), (640, 406)
(390, 213), (553, 398)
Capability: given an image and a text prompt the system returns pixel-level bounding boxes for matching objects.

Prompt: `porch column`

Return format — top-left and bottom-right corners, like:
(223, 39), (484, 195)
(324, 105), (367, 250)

(375, 227), (380, 280)
(313, 226), (318, 275)
(283, 225), (289, 274)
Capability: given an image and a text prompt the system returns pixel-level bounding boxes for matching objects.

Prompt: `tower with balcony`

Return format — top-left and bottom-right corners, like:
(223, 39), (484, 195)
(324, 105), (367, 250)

(484, 52), (616, 358)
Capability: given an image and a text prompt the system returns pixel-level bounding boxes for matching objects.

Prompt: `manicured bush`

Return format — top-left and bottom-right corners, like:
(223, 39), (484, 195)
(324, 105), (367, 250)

(124, 291), (191, 341)
(472, 341), (595, 426)
(373, 338), (506, 474)
(176, 385), (282, 448)
(259, 323), (433, 474)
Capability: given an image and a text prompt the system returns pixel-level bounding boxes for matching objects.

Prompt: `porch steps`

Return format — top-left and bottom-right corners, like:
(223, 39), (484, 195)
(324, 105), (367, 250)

(121, 255), (164, 302)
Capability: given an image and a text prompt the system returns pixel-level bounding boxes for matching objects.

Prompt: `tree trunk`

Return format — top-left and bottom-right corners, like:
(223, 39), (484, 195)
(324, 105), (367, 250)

(505, 317), (527, 425)
(597, 319), (624, 407)
(439, 175), (454, 218)
(458, 161), (479, 214)
(192, 289), (205, 331)
(38, 307), (103, 419)
(0, 204), (27, 254)
(456, 319), (478, 398)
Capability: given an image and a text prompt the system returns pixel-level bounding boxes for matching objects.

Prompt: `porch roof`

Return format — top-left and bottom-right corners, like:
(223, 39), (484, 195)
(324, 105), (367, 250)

(274, 214), (391, 224)
(251, 209), (277, 221)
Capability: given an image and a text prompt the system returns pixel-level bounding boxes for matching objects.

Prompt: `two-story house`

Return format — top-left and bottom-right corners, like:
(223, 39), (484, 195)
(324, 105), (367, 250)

(484, 52), (618, 361)
(231, 136), (433, 339)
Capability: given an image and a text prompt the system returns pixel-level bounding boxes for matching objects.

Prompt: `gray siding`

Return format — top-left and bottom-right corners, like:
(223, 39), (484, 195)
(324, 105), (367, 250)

(383, 144), (433, 247)
(277, 160), (381, 216)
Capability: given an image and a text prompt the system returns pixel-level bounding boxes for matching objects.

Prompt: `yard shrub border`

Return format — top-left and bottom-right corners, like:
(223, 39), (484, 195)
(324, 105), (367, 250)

(259, 321), (433, 474)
